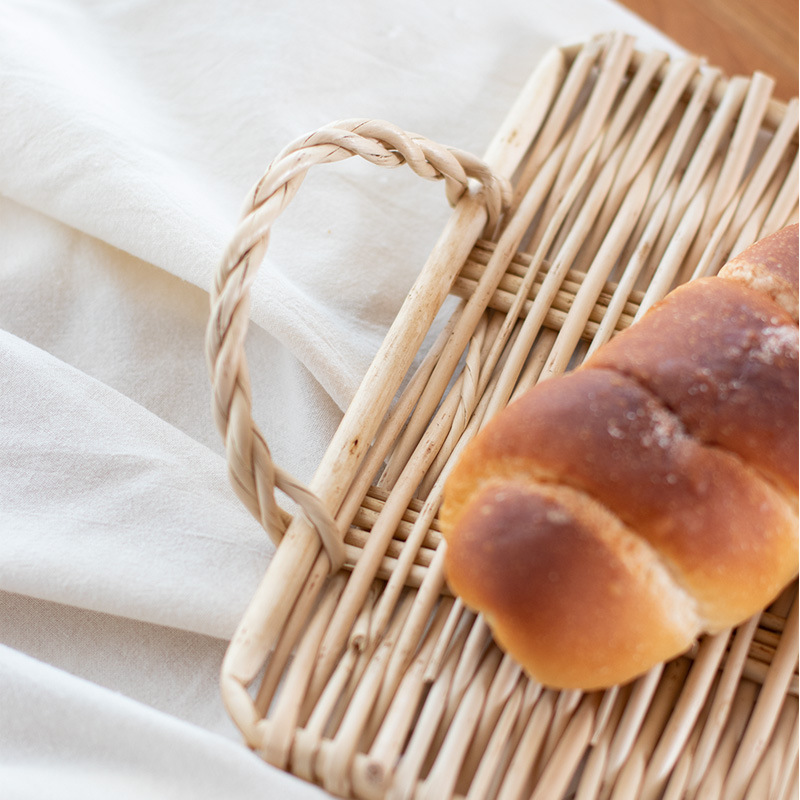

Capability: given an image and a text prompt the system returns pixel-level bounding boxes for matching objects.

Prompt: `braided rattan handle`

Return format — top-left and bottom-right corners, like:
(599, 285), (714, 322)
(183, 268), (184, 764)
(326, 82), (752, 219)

(206, 118), (510, 572)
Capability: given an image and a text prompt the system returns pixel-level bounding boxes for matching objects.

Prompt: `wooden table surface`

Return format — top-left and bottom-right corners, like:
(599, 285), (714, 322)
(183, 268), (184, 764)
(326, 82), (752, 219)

(618, 0), (798, 100)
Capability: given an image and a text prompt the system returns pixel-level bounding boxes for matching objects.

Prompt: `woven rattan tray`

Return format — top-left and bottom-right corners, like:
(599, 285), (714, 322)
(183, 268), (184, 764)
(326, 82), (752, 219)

(207, 32), (799, 800)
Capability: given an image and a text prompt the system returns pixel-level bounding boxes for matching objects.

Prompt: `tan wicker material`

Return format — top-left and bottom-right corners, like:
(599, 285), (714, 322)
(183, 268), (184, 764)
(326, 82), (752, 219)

(207, 31), (799, 800)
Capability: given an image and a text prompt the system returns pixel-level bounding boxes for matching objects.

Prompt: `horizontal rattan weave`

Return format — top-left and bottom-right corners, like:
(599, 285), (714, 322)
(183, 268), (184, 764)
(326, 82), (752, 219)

(207, 31), (799, 800)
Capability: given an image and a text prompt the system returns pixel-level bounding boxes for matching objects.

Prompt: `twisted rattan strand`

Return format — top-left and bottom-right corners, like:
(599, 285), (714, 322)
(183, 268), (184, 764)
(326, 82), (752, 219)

(207, 119), (510, 572)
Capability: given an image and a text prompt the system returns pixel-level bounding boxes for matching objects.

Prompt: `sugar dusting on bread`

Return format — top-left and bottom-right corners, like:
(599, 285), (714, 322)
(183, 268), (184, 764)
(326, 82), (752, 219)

(750, 324), (798, 364)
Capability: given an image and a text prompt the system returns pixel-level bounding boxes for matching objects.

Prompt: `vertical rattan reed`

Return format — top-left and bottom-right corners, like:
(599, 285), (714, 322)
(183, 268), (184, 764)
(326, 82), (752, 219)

(207, 31), (799, 800)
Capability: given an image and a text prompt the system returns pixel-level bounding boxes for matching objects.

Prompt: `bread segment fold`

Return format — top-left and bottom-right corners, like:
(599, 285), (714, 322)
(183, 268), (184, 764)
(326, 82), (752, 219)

(444, 478), (701, 689)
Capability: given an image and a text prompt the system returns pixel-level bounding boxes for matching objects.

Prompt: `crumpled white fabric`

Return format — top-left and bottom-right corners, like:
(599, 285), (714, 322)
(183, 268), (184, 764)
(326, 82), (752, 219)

(0, 1), (680, 797)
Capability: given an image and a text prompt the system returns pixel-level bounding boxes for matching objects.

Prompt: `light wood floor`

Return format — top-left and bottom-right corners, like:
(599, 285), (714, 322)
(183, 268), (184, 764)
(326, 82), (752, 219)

(618, 0), (798, 100)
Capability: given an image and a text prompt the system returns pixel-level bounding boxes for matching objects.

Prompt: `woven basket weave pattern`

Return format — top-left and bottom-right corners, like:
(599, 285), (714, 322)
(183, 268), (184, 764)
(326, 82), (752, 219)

(208, 31), (799, 800)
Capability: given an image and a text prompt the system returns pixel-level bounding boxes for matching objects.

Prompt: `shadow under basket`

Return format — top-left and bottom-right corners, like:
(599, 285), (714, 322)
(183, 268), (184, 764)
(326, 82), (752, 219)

(207, 32), (799, 800)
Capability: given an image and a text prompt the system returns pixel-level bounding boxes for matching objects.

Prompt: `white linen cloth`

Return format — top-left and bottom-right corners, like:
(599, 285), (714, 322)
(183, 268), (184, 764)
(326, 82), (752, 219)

(0, 2), (682, 797)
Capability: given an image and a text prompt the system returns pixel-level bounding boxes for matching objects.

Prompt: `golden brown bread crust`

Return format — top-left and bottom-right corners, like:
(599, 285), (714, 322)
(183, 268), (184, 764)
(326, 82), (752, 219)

(443, 368), (798, 629)
(444, 479), (699, 689)
(719, 224), (799, 321)
(590, 277), (798, 497)
(440, 225), (800, 690)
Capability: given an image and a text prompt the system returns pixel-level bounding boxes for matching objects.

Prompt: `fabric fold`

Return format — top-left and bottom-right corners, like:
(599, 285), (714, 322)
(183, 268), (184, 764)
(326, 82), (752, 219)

(0, 646), (332, 800)
(0, 329), (273, 639)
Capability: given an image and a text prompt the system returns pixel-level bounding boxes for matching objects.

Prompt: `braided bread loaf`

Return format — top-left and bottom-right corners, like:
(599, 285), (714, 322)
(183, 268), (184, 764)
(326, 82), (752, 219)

(440, 225), (799, 690)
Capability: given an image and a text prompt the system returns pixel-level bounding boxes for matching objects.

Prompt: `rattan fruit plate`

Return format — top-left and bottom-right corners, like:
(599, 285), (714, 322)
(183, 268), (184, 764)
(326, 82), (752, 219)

(206, 31), (799, 800)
